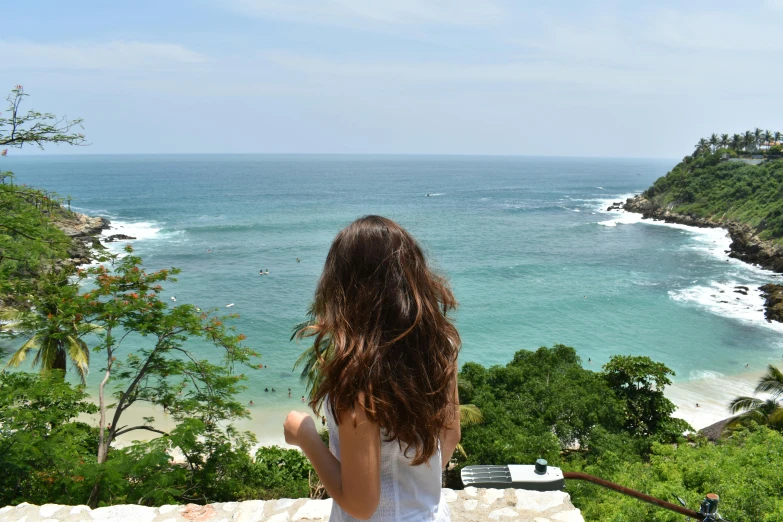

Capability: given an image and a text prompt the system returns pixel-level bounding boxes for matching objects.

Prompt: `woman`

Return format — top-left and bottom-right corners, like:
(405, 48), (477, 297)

(284, 215), (461, 521)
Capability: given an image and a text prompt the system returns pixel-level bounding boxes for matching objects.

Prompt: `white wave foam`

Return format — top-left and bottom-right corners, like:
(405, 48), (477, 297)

(100, 220), (184, 254)
(597, 212), (644, 228)
(668, 281), (783, 332)
(103, 221), (162, 241)
(591, 194), (767, 270)
(688, 369), (725, 381)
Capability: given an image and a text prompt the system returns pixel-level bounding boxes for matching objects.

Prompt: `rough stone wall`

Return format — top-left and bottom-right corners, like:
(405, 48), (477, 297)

(0, 488), (583, 521)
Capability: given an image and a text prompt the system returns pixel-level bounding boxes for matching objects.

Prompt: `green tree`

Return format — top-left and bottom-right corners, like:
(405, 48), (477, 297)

(602, 355), (691, 441)
(0, 85), (85, 150)
(709, 133), (719, 152)
(3, 270), (95, 382)
(0, 371), (98, 506)
(456, 345), (626, 468)
(731, 133), (742, 151)
(74, 247), (258, 505)
(695, 138), (709, 155)
(729, 364), (783, 430)
(754, 127), (763, 150)
(743, 130), (755, 153)
(720, 133), (730, 150)
(763, 130), (773, 150)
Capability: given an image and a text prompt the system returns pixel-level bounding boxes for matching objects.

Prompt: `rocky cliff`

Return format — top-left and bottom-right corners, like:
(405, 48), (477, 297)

(50, 212), (111, 267)
(623, 195), (783, 273)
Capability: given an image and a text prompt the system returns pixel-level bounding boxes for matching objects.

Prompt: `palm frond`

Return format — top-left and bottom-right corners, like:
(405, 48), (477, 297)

(6, 334), (41, 367)
(65, 335), (89, 384)
(36, 337), (60, 371)
(0, 308), (27, 325)
(729, 396), (764, 414)
(456, 443), (467, 458)
(459, 404), (484, 426)
(754, 365), (783, 397)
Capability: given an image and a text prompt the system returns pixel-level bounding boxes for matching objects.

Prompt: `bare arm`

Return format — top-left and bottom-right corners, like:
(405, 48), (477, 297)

(439, 376), (461, 470)
(285, 404), (381, 520)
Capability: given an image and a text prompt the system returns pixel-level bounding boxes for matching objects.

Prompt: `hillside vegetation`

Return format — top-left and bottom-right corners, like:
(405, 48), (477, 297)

(644, 153), (783, 243)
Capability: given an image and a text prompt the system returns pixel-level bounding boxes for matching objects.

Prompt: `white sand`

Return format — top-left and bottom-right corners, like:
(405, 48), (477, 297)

(666, 369), (765, 430)
(79, 401), (323, 450)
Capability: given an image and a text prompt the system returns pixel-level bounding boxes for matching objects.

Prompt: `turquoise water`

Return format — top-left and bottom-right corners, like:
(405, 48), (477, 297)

(4, 154), (782, 427)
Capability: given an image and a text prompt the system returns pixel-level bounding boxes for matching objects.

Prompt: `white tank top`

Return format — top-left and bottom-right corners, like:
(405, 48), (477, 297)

(325, 404), (450, 521)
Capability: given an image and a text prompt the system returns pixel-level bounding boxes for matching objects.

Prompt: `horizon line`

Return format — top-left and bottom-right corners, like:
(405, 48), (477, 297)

(4, 151), (680, 161)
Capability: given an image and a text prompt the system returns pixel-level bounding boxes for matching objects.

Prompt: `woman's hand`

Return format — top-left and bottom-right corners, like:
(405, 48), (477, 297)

(284, 411), (318, 447)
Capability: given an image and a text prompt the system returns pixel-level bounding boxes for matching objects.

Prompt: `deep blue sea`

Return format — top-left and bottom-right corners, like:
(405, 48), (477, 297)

(4, 154), (782, 438)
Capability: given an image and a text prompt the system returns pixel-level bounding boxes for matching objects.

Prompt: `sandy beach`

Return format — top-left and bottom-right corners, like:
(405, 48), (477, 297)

(666, 369), (766, 430)
(79, 400), (309, 450)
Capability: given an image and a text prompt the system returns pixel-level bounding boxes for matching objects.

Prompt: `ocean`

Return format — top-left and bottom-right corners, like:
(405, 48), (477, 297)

(4, 154), (781, 441)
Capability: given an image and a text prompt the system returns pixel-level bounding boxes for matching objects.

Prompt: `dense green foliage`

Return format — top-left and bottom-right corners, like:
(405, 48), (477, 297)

(567, 426), (783, 521)
(454, 345), (689, 473)
(0, 183), (73, 300)
(0, 372), (98, 505)
(645, 151), (783, 241)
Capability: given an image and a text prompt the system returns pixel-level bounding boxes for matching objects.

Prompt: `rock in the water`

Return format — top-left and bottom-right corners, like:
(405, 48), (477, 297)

(104, 234), (137, 242)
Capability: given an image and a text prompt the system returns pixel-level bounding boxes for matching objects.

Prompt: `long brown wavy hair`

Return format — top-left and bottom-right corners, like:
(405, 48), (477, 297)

(298, 215), (460, 465)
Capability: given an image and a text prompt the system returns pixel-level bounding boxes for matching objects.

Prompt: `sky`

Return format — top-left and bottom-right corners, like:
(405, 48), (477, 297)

(4, 0), (783, 157)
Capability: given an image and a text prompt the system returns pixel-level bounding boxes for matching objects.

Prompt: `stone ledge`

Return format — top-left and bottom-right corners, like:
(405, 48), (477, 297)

(0, 489), (583, 522)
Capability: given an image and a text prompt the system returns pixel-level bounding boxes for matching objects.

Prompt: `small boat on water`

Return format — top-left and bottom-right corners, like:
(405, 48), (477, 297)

(226, 303), (235, 308)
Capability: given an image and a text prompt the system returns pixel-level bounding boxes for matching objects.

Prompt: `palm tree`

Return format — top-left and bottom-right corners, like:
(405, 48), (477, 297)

(709, 134), (719, 152)
(729, 364), (783, 430)
(456, 403), (483, 457)
(743, 131), (755, 154)
(731, 134), (742, 151)
(754, 128), (763, 151)
(775, 131), (782, 145)
(763, 130), (773, 150)
(720, 134), (730, 150)
(695, 138), (709, 155)
(1, 275), (97, 384)
(2, 307), (92, 384)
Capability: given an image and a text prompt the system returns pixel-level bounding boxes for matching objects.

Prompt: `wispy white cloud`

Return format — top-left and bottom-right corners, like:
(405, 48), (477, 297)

(226, 0), (507, 26)
(0, 41), (208, 71)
